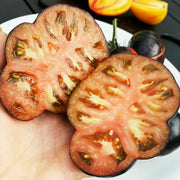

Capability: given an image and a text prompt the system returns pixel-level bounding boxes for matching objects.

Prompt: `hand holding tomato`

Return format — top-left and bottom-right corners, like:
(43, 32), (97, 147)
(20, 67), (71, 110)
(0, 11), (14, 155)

(0, 31), (89, 180)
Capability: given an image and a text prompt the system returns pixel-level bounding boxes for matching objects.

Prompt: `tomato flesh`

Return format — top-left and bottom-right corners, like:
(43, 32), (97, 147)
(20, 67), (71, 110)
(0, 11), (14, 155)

(68, 54), (180, 177)
(70, 123), (135, 177)
(0, 4), (109, 120)
(88, 0), (132, 16)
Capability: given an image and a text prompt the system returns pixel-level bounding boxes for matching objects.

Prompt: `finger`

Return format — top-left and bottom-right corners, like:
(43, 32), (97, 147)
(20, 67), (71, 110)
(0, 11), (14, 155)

(0, 110), (89, 179)
(0, 27), (7, 71)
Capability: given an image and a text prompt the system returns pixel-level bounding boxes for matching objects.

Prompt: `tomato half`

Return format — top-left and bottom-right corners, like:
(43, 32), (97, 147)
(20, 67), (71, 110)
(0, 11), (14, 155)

(0, 4), (109, 120)
(70, 122), (135, 177)
(68, 54), (180, 176)
(88, 0), (132, 16)
(130, 0), (168, 25)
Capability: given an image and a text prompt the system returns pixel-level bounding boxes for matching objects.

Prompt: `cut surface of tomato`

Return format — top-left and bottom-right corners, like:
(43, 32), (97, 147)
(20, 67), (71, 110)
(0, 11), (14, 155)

(67, 54), (180, 177)
(70, 123), (135, 177)
(130, 0), (168, 25)
(0, 4), (109, 120)
(88, 0), (132, 16)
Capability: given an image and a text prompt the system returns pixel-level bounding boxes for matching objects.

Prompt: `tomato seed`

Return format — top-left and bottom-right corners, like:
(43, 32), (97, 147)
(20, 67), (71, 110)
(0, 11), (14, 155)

(109, 130), (114, 136)
(33, 35), (42, 48)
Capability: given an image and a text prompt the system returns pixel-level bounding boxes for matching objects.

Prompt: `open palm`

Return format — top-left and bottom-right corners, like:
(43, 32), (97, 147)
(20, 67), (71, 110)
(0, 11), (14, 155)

(0, 30), (89, 180)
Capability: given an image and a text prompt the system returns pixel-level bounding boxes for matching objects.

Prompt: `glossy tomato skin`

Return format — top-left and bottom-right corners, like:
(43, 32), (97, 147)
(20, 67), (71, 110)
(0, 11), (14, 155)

(110, 46), (137, 56)
(128, 30), (166, 64)
(68, 54), (180, 177)
(161, 113), (180, 155)
(0, 4), (109, 120)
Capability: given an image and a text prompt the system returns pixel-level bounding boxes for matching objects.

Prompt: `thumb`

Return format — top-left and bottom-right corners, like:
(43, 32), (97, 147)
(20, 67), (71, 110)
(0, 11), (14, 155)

(0, 27), (7, 71)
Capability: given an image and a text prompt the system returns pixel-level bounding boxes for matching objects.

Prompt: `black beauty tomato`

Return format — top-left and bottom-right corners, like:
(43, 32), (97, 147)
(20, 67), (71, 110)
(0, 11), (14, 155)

(67, 54), (180, 177)
(128, 30), (165, 64)
(0, 4), (109, 120)
(110, 46), (137, 55)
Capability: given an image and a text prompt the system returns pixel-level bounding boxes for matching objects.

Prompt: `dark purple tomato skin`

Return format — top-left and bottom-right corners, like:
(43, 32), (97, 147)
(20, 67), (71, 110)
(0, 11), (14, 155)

(128, 30), (166, 64)
(110, 46), (137, 55)
(161, 113), (180, 155)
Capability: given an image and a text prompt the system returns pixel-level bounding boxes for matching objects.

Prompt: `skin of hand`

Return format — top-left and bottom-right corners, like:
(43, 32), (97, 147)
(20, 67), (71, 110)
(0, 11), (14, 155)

(0, 29), (89, 180)
(0, 28), (6, 71)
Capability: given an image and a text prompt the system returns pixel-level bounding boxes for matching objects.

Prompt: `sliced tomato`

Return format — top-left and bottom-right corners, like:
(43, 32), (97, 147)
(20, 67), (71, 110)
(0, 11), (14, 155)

(68, 54), (180, 176)
(70, 122), (136, 177)
(88, 0), (132, 16)
(0, 4), (109, 120)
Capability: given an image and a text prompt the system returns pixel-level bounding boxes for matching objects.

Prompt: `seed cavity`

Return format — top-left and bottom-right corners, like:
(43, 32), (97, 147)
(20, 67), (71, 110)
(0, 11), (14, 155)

(148, 88), (173, 100)
(44, 20), (56, 39)
(14, 40), (34, 61)
(48, 42), (60, 55)
(129, 119), (157, 151)
(33, 35), (42, 48)
(135, 134), (157, 151)
(8, 72), (37, 101)
(75, 48), (97, 68)
(130, 102), (145, 114)
(83, 18), (91, 32)
(77, 112), (100, 124)
(143, 64), (159, 73)
(106, 85), (123, 96)
(58, 75), (80, 95)
(14, 102), (25, 113)
(78, 152), (93, 166)
(102, 66), (130, 86)
(52, 91), (64, 107)
(109, 151), (126, 165)
(92, 41), (103, 49)
(85, 91), (110, 109)
(56, 11), (67, 35)
(140, 79), (166, 93)
(66, 57), (82, 71)
(46, 87), (64, 107)
(66, 17), (77, 41)
(123, 59), (132, 69)
(147, 102), (167, 112)
(129, 119), (152, 140)
(85, 131), (126, 165)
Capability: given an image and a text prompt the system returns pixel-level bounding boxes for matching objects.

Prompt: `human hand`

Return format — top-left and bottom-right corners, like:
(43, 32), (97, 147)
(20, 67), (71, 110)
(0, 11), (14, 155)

(0, 29), (89, 180)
